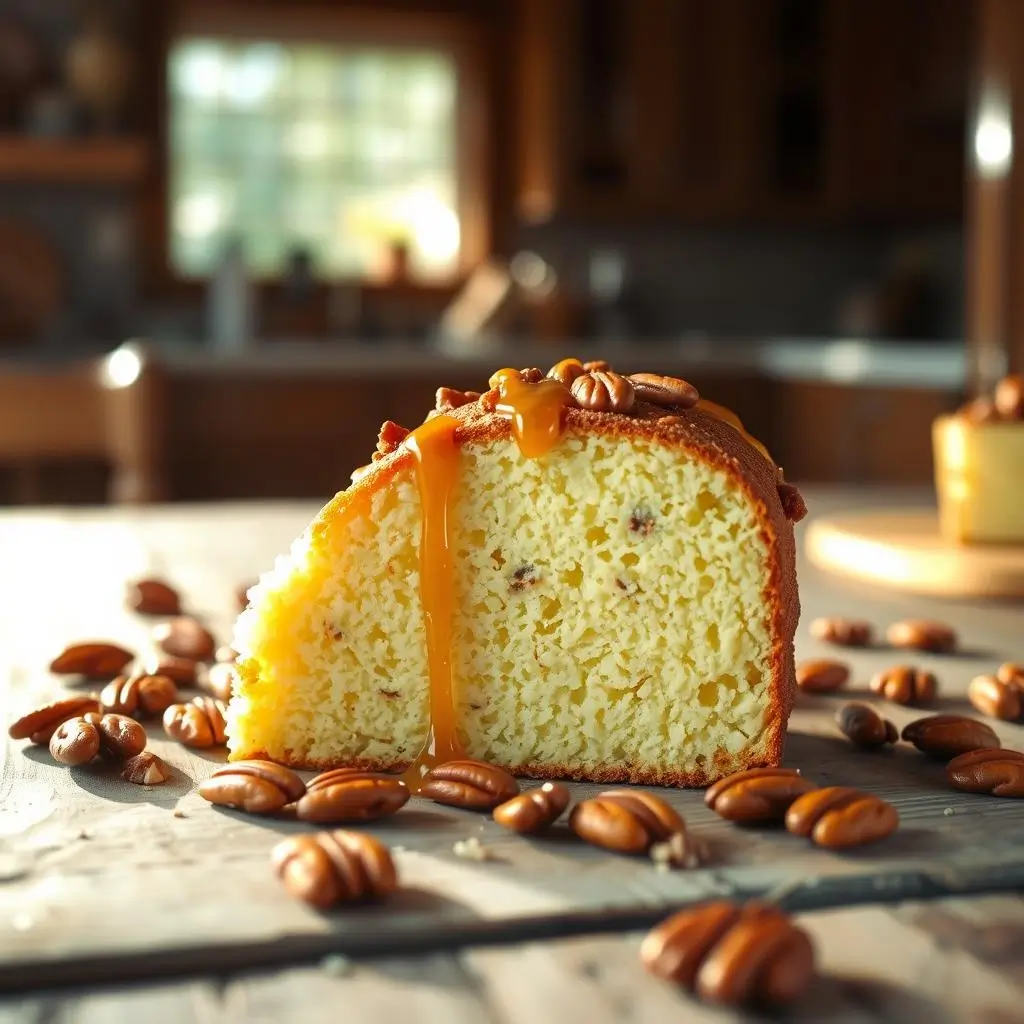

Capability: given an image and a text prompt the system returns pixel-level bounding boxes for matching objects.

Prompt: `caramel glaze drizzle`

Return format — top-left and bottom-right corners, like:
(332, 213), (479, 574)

(490, 368), (574, 458)
(399, 414), (463, 792)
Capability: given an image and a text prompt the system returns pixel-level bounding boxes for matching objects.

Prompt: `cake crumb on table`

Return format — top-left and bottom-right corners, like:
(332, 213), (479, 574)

(453, 837), (492, 861)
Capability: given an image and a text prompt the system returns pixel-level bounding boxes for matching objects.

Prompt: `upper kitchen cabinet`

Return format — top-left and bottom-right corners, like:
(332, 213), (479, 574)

(513, 0), (970, 225)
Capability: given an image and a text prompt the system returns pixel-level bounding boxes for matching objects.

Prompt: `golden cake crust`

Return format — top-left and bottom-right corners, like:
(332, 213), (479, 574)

(236, 383), (801, 787)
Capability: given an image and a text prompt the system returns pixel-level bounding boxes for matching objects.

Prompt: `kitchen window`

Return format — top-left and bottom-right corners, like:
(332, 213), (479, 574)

(164, 7), (490, 285)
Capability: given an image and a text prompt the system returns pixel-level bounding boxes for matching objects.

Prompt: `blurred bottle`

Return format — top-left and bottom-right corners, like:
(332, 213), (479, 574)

(208, 236), (254, 352)
(587, 249), (633, 340)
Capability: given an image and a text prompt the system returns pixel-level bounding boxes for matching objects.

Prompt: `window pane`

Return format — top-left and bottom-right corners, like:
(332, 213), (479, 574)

(168, 37), (459, 281)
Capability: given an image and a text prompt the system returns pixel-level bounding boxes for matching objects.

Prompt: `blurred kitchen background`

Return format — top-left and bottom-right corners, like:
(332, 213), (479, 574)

(0, 0), (1020, 504)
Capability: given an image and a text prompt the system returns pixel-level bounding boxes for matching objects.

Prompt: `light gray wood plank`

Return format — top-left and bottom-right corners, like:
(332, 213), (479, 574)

(2, 496), (1024, 993)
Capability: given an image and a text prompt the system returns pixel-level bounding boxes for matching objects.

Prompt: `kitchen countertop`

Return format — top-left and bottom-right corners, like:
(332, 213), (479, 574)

(1, 486), (1023, 1022)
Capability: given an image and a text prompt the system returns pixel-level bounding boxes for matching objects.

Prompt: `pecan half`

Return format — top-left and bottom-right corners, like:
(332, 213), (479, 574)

(785, 786), (899, 848)
(777, 482), (807, 523)
(628, 373), (700, 409)
(809, 617), (873, 647)
(199, 760), (307, 813)
(704, 767), (816, 823)
(997, 662), (1024, 687)
(967, 674), (1022, 721)
(376, 419), (410, 455)
(795, 659), (849, 693)
(419, 759), (519, 810)
(885, 618), (957, 654)
(870, 665), (937, 706)
(87, 712), (147, 760)
(570, 370), (636, 413)
(295, 768), (409, 823)
(493, 782), (570, 834)
(144, 655), (199, 686)
(8, 695), (102, 744)
(153, 618), (216, 662)
(946, 748), (1024, 798)
(835, 703), (899, 749)
(272, 830), (399, 909)
(49, 717), (102, 765)
(546, 358), (586, 387)
(640, 900), (816, 1008)
(101, 673), (179, 718)
(649, 826), (709, 870)
(901, 714), (999, 759)
(126, 578), (181, 616)
(569, 790), (685, 855)
(201, 662), (236, 703)
(49, 642), (134, 679)
(163, 696), (227, 748)
(122, 751), (170, 785)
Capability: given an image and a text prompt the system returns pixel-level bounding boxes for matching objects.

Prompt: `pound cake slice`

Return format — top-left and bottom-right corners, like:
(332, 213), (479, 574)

(227, 360), (805, 787)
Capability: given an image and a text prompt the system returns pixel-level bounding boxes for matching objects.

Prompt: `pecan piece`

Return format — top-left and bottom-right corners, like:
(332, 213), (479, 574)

(201, 662), (236, 702)
(8, 695), (102, 744)
(627, 373), (700, 409)
(946, 748), (1024, 798)
(968, 673), (1023, 721)
(546, 358), (586, 387)
(434, 388), (479, 412)
(569, 789), (686, 855)
(493, 782), (570, 834)
(640, 900), (816, 1008)
(795, 659), (849, 693)
(49, 642), (134, 679)
(153, 617), (216, 662)
(199, 760), (307, 813)
(570, 370), (636, 413)
(419, 759), (519, 810)
(101, 673), (179, 718)
(870, 664), (937, 706)
(901, 714), (999, 759)
(272, 830), (398, 909)
(835, 703), (898, 749)
(885, 618), (957, 654)
(126, 578), (181, 616)
(122, 751), (170, 785)
(785, 786), (899, 848)
(236, 581), (255, 612)
(163, 696), (227, 748)
(777, 482), (807, 523)
(295, 767), (409, 823)
(376, 419), (410, 455)
(705, 767), (816, 823)
(809, 617), (873, 647)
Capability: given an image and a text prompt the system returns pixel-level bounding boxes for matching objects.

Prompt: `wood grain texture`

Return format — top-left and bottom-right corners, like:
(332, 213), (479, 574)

(2, 492), (1024, 994)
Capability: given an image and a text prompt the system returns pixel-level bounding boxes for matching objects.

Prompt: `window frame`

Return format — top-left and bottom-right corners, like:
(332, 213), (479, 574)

(146, 0), (496, 297)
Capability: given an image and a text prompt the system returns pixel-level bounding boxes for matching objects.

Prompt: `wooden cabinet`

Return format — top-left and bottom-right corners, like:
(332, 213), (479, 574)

(513, 0), (970, 225)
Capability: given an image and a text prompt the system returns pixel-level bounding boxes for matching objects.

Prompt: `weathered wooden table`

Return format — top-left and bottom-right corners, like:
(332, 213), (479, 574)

(2, 489), (1023, 1023)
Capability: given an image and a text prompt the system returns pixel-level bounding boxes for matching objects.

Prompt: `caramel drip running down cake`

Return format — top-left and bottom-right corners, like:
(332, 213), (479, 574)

(227, 360), (805, 788)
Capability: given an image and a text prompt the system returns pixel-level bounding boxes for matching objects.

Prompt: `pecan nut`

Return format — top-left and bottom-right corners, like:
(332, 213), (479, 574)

(86, 712), (147, 760)
(295, 768), (409, 823)
(272, 830), (398, 909)
(199, 760), (307, 813)
(126, 578), (181, 616)
(122, 751), (170, 785)
(8, 695), (102, 744)
(785, 786), (898, 848)
(809, 617), (873, 647)
(144, 655), (199, 686)
(434, 388), (480, 412)
(968, 674), (1023, 721)
(704, 767), (816, 823)
(546, 358), (586, 387)
(49, 642), (134, 679)
(777, 482), (808, 523)
(946, 748), (1024, 798)
(49, 717), (102, 765)
(201, 662), (236, 702)
(163, 696), (227, 748)
(101, 673), (179, 717)
(493, 782), (571, 834)
(994, 373), (1024, 419)
(997, 662), (1024, 687)
(153, 617), (216, 662)
(569, 789), (685, 854)
(885, 618), (957, 654)
(628, 373), (700, 409)
(835, 703), (898, 749)
(419, 759), (519, 810)
(649, 826), (708, 870)
(901, 714), (999, 758)
(570, 370), (636, 413)
(640, 900), (815, 1008)
(870, 665), (937, 706)
(795, 659), (849, 693)
(376, 419), (410, 455)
